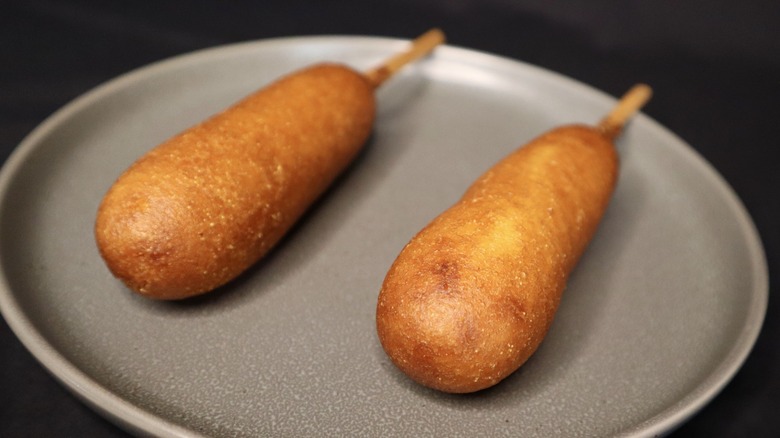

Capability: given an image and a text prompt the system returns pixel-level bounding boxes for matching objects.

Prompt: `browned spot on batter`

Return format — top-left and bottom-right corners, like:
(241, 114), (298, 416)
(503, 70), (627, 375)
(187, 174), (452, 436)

(433, 260), (460, 293)
(501, 293), (528, 324)
(457, 311), (478, 344)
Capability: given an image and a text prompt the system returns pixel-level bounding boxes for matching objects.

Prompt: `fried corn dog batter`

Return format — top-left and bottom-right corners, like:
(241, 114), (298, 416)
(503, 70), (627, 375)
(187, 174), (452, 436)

(376, 85), (652, 393)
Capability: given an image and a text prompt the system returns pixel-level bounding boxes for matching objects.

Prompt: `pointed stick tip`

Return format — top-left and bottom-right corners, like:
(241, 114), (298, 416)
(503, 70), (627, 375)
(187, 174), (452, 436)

(598, 83), (653, 139)
(365, 28), (446, 88)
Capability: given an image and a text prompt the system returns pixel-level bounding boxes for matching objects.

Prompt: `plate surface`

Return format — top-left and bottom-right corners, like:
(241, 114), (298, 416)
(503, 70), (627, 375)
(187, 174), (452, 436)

(0, 36), (767, 437)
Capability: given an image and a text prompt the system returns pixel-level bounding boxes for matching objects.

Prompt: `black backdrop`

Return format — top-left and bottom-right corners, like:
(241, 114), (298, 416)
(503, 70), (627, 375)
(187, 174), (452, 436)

(1, 1), (778, 436)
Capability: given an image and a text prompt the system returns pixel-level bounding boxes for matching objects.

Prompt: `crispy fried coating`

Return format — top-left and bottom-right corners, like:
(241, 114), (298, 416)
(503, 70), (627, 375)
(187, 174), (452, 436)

(376, 125), (618, 393)
(95, 63), (375, 299)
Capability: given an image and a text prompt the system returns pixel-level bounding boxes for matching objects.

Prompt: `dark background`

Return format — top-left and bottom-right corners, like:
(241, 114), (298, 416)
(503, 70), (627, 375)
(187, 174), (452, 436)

(1, 0), (777, 436)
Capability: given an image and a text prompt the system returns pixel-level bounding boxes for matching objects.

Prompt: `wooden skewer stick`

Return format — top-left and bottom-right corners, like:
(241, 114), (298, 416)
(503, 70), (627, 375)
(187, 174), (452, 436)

(598, 84), (653, 139)
(364, 28), (446, 88)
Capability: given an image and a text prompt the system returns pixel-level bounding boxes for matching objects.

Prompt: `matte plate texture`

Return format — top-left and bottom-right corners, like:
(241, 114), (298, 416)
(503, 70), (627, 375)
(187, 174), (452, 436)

(0, 36), (768, 437)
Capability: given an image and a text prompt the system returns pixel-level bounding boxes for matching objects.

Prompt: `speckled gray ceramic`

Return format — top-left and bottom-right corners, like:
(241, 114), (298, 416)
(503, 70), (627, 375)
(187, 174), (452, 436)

(0, 36), (768, 437)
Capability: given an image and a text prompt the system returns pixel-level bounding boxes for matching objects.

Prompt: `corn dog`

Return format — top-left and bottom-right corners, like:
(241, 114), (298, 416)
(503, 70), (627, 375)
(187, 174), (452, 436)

(95, 29), (445, 300)
(376, 85), (652, 393)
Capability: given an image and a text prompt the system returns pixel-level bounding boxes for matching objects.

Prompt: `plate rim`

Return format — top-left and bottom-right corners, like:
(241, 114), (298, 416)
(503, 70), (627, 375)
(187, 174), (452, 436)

(0, 34), (769, 437)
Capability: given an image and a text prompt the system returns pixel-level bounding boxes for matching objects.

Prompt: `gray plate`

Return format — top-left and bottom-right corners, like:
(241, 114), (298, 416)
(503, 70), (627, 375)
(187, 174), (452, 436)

(0, 36), (768, 437)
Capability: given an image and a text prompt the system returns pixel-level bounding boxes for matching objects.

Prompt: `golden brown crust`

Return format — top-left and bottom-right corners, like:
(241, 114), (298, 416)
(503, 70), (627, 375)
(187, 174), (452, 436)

(95, 63), (375, 299)
(376, 125), (618, 393)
